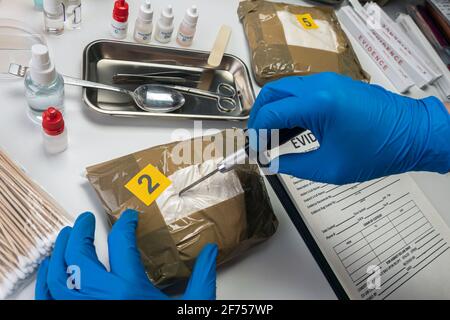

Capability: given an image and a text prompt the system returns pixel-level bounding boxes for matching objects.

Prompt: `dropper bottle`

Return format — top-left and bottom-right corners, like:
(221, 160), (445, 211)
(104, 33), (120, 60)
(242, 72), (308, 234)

(177, 5), (199, 47)
(154, 5), (174, 43)
(42, 107), (68, 154)
(133, 0), (153, 44)
(110, 0), (129, 39)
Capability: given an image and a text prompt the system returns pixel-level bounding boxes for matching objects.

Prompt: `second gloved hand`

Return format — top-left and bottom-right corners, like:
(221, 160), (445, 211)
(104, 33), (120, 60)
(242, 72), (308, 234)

(248, 73), (450, 184)
(35, 210), (218, 300)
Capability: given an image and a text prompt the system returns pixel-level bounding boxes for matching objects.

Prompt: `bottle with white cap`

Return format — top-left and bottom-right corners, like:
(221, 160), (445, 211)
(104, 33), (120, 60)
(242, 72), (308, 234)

(24, 44), (65, 123)
(176, 5), (199, 47)
(154, 5), (174, 43)
(43, 0), (64, 34)
(133, 0), (153, 44)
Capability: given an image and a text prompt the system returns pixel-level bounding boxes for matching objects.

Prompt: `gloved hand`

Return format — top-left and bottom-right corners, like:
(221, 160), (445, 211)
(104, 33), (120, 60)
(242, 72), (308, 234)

(248, 72), (450, 184)
(35, 209), (218, 300)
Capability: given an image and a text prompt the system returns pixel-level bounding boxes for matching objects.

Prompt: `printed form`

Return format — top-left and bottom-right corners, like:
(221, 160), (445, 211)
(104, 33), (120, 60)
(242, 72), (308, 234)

(281, 174), (450, 299)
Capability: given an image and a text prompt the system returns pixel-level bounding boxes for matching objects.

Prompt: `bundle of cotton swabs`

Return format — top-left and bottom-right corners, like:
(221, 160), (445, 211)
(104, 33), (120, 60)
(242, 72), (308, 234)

(0, 150), (71, 299)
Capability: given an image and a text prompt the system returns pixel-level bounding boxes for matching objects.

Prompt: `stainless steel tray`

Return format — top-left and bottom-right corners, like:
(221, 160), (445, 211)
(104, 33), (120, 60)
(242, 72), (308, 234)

(82, 39), (255, 120)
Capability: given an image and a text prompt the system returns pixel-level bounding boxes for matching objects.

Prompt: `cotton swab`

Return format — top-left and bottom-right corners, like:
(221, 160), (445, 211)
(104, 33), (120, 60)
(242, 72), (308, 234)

(0, 149), (71, 299)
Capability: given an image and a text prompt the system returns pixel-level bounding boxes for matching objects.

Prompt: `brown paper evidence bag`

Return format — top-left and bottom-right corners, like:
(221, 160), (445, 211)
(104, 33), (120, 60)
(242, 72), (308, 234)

(86, 129), (278, 287)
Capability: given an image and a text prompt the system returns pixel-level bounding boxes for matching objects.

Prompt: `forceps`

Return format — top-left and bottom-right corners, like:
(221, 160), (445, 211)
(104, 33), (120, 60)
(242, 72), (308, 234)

(178, 127), (307, 196)
(163, 82), (239, 113)
(113, 71), (201, 85)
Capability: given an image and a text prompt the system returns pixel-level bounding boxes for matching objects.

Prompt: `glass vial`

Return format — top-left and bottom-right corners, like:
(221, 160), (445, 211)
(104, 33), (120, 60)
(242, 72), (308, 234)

(177, 5), (199, 47)
(66, 0), (82, 30)
(25, 44), (65, 123)
(43, 0), (64, 35)
(133, 0), (153, 44)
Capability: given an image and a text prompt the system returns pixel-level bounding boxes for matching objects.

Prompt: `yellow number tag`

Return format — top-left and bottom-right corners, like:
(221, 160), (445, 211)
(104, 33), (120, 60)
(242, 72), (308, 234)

(296, 14), (318, 30)
(125, 164), (171, 206)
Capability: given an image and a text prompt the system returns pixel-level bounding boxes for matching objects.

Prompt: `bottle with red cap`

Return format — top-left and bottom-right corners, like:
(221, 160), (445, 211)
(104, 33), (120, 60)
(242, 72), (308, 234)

(110, 0), (129, 39)
(42, 107), (68, 154)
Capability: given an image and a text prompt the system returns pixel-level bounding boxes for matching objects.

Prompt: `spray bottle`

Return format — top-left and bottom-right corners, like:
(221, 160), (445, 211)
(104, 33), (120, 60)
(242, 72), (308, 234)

(24, 44), (65, 123)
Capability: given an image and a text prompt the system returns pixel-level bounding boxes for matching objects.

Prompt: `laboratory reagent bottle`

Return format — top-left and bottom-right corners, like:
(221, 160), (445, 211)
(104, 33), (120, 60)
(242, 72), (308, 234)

(42, 107), (68, 154)
(177, 5), (199, 47)
(155, 5), (174, 43)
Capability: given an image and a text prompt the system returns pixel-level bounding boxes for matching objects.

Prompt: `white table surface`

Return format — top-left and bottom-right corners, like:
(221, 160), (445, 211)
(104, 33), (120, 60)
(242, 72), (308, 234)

(1, 0), (449, 300)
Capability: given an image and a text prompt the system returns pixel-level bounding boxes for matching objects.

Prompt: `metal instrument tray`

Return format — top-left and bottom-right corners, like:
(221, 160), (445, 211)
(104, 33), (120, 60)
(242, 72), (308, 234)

(82, 39), (255, 120)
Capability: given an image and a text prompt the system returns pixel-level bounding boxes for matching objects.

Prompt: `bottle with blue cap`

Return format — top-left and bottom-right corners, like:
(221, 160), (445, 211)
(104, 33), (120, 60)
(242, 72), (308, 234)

(34, 0), (44, 11)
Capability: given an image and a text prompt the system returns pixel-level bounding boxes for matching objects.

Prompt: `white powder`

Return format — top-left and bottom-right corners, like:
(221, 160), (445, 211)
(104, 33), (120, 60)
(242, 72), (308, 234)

(155, 158), (244, 224)
(277, 10), (339, 53)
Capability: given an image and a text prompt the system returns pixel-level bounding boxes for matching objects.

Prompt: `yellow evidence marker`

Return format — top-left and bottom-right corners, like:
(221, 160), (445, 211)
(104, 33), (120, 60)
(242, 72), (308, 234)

(125, 164), (172, 206)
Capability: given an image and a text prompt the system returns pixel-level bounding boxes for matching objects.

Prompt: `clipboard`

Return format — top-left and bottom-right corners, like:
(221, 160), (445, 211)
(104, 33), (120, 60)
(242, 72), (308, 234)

(266, 174), (350, 300)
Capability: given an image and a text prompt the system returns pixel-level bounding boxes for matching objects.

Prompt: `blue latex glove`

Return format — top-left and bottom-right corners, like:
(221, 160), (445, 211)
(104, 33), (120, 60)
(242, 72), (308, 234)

(35, 209), (218, 300)
(248, 72), (450, 184)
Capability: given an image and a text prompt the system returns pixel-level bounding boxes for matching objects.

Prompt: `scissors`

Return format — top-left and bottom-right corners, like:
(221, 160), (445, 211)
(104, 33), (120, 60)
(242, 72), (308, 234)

(163, 82), (239, 113)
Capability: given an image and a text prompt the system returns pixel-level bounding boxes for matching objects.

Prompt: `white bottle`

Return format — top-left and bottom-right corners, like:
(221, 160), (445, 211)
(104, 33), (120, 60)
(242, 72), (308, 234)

(42, 107), (68, 154)
(177, 5), (199, 47)
(155, 5), (174, 43)
(110, 0), (129, 40)
(43, 0), (64, 34)
(133, 0), (153, 44)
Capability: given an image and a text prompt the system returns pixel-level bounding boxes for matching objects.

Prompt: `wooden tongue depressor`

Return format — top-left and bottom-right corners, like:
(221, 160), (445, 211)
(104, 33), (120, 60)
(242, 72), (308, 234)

(199, 25), (232, 90)
(207, 25), (232, 67)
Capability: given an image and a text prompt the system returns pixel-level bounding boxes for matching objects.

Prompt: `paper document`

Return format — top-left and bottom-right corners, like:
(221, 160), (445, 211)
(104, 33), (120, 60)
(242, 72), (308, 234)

(281, 174), (450, 299)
